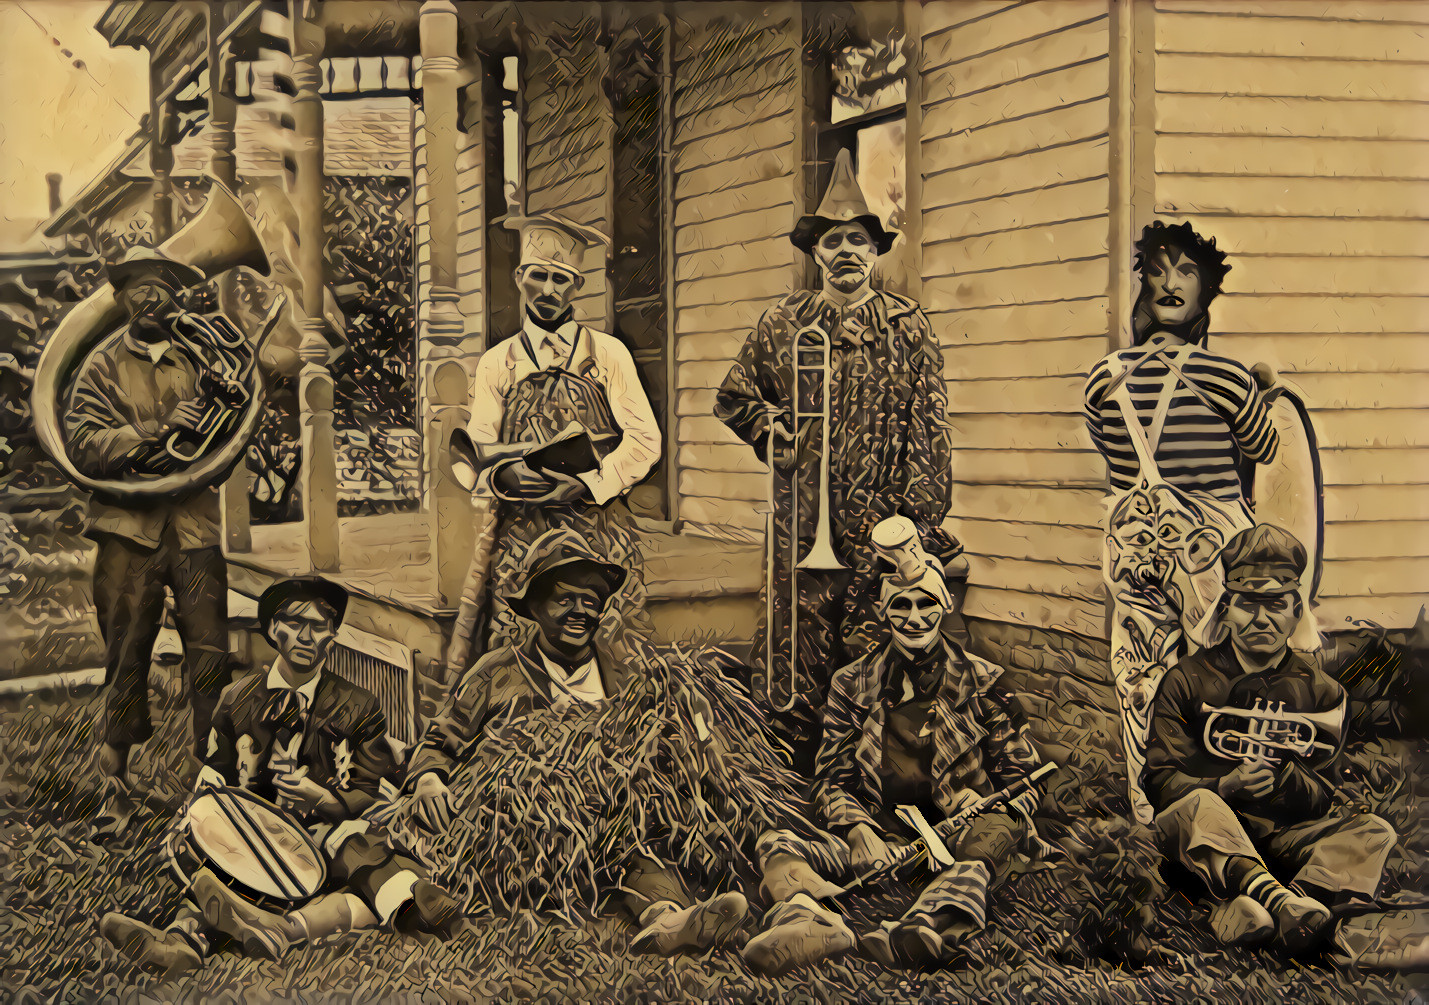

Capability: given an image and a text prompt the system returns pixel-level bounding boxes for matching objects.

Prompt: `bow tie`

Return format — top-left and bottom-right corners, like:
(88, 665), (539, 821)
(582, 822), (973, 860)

(263, 689), (310, 734)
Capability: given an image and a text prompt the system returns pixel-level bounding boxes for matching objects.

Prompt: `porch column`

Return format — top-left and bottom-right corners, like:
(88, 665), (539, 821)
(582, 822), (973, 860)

(150, 59), (176, 242)
(289, 5), (339, 571)
(210, 9), (252, 554)
(419, 0), (468, 598)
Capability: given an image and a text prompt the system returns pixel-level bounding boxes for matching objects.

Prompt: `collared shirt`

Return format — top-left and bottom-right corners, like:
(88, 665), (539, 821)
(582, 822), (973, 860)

(538, 650), (607, 709)
(467, 316), (660, 506)
(265, 662), (324, 708)
(64, 325), (221, 550)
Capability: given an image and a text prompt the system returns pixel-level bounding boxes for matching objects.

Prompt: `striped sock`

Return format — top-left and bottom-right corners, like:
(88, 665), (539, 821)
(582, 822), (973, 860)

(1244, 869), (1295, 914)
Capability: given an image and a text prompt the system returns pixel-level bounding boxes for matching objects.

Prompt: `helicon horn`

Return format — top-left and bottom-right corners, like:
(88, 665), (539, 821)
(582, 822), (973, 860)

(32, 178), (274, 500)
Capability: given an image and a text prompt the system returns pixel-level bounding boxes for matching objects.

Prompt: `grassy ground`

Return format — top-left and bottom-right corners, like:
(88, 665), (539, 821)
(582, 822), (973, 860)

(1, 672), (1425, 1005)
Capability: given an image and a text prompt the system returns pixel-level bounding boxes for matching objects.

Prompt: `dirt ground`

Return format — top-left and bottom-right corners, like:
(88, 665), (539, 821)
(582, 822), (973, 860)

(1, 672), (1426, 1005)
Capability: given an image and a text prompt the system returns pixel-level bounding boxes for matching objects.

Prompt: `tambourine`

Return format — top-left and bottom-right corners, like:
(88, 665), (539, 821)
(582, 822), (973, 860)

(169, 784), (327, 912)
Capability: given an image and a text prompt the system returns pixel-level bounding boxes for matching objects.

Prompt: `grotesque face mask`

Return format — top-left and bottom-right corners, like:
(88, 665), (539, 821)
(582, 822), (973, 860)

(814, 222), (877, 295)
(881, 585), (948, 652)
(1141, 248), (1205, 330)
(268, 598), (339, 672)
(517, 265), (579, 326)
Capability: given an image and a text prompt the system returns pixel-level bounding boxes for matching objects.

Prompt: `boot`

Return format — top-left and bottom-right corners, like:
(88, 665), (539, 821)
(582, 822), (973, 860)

(631, 891), (748, 956)
(190, 870), (288, 960)
(393, 880), (466, 940)
(741, 893), (855, 977)
(1270, 890), (1333, 953)
(759, 852), (844, 903)
(1209, 895), (1274, 947)
(100, 913), (203, 974)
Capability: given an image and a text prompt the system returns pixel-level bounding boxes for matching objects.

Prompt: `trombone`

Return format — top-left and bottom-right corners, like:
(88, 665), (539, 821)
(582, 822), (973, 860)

(763, 319), (848, 712)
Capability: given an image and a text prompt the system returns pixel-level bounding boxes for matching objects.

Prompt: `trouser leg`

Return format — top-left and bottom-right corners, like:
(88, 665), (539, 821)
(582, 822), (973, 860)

(907, 810), (1026, 932)
(327, 828), (422, 925)
(168, 545), (230, 752)
(1154, 788), (1265, 899)
(1106, 585), (1180, 825)
(1265, 813), (1397, 901)
(94, 533), (168, 748)
(756, 829), (853, 904)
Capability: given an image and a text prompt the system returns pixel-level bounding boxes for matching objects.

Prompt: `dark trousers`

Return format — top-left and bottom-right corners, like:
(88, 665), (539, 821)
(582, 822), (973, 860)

(92, 533), (229, 750)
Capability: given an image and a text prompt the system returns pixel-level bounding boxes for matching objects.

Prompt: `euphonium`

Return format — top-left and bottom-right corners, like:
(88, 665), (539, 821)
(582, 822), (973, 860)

(1201, 698), (1344, 763)
(32, 178), (274, 500)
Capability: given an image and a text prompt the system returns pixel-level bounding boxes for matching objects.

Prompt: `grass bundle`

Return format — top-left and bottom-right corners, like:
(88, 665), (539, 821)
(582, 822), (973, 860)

(387, 642), (816, 920)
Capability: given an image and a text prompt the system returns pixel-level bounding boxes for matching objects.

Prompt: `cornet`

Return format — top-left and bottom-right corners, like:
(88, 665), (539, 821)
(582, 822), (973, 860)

(763, 318), (847, 712)
(1201, 698), (1344, 763)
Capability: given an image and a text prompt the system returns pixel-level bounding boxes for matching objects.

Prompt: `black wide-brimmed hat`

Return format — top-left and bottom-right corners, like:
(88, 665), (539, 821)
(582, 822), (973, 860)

(106, 247), (205, 292)
(258, 576), (350, 635)
(508, 528), (626, 620)
(790, 148), (898, 256)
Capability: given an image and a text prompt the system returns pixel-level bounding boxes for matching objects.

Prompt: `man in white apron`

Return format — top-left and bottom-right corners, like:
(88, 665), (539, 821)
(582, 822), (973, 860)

(1084, 221), (1318, 823)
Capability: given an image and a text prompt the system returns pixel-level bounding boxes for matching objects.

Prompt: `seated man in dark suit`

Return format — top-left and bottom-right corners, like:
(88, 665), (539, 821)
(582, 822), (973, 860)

(101, 577), (461, 973)
(1146, 524), (1396, 952)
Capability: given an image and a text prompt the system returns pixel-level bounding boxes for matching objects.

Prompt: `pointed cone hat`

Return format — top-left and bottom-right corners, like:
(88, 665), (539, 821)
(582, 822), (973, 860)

(791, 148), (897, 256)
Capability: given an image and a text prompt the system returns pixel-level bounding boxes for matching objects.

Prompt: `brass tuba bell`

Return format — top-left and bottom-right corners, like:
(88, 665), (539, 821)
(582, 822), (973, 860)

(32, 178), (275, 501)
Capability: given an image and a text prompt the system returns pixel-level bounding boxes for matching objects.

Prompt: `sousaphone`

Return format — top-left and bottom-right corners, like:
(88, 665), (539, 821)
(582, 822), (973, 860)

(32, 178), (274, 501)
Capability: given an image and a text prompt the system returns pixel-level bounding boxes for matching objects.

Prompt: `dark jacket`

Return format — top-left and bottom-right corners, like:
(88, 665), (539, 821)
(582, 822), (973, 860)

(1145, 642), (1347, 826)
(63, 325), (220, 549)
(815, 638), (1039, 835)
(405, 638), (629, 784)
(207, 666), (398, 825)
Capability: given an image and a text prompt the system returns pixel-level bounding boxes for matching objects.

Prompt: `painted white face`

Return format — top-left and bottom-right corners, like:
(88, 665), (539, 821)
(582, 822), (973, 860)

(883, 587), (948, 651)
(814, 222), (877, 294)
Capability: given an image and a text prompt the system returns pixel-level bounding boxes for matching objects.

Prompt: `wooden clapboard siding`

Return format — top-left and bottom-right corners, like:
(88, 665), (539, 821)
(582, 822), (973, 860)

(920, 2), (1114, 638)
(454, 98), (483, 336)
(668, 9), (799, 526)
(521, 26), (610, 326)
(1154, 2), (1429, 624)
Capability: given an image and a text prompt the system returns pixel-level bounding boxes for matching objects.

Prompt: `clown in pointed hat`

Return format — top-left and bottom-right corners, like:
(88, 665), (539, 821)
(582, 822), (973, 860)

(790, 149), (898, 256)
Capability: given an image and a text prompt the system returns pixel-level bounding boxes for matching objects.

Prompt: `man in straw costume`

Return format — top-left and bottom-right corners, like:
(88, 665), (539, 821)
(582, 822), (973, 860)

(740, 518), (1053, 975)
(401, 527), (821, 956)
(448, 213), (661, 671)
(1083, 220), (1323, 823)
(65, 248), (236, 840)
(1146, 524), (1394, 953)
(100, 577), (462, 974)
(716, 149), (953, 772)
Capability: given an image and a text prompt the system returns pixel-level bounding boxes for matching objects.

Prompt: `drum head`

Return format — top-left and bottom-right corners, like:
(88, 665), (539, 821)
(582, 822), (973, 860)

(186, 787), (327, 903)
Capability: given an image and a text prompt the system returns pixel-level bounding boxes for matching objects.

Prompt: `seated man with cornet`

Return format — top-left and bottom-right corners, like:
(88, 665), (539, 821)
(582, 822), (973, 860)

(1146, 524), (1396, 952)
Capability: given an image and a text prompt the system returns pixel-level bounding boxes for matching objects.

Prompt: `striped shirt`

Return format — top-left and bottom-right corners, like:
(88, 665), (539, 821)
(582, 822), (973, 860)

(1083, 343), (1278, 501)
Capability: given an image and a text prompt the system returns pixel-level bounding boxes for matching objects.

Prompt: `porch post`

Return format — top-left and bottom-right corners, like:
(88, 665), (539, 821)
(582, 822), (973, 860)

(150, 60), (176, 242)
(419, 0), (469, 599)
(210, 5), (252, 554)
(289, 4), (340, 571)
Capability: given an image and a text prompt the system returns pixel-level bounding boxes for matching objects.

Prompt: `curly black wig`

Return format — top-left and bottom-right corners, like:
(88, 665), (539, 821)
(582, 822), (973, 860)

(1133, 220), (1231, 303)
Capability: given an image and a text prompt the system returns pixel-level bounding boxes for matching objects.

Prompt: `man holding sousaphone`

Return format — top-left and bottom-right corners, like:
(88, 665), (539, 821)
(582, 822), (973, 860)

(101, 576), (462, 974)
(48, 225), (284, 840)
(445, 212), (662, 673)
(715, 149), (955, 773)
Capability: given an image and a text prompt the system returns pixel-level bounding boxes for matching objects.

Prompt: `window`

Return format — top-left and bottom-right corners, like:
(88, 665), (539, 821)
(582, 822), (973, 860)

(807, 13), (909, 290)
(609, 17), (669, 520)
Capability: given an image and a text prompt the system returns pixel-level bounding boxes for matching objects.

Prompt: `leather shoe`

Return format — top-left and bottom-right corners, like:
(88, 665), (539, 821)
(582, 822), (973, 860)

(1209, 895), (1274, 947)
(191, 870), (287, 960)
(100, 912), (203, 974)
(631, 891), (748, 956)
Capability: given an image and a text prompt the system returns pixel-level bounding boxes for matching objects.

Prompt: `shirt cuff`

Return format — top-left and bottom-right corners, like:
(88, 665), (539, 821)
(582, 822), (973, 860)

(578, 465), (624, 507)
